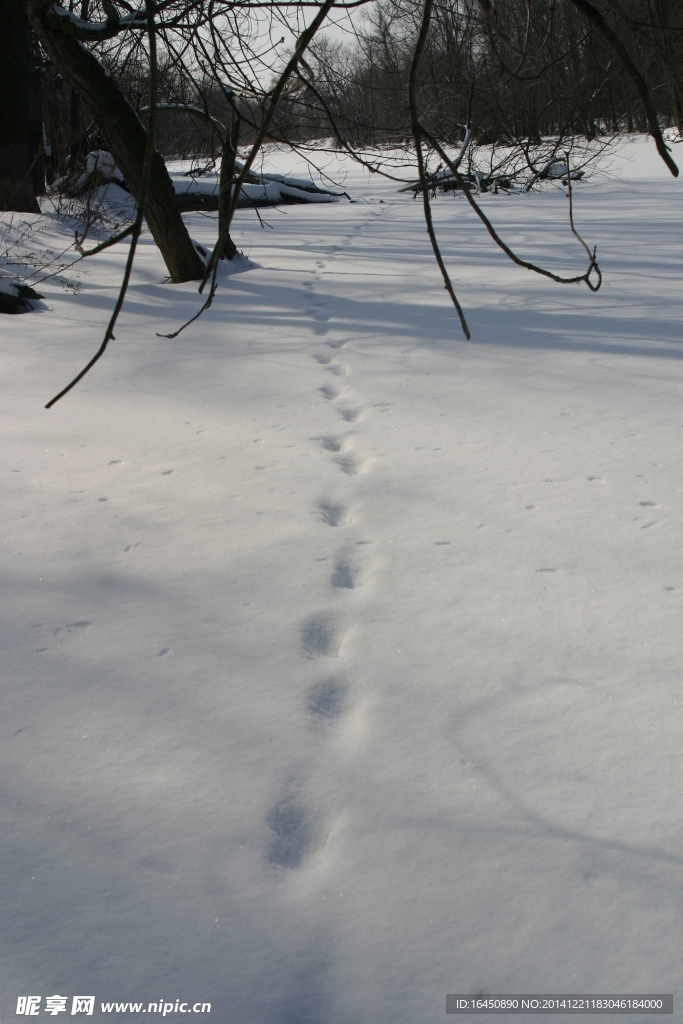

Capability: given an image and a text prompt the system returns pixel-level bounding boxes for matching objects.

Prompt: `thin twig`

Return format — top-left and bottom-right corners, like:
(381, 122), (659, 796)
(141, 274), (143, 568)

(564, 151), (601, 292)
(75, 221), (136, 257)
(159, 0), (337, 340)
(408, 0), (470, 340)
(421, 127), (601, 290)
(566, 0), (679, 177)
(202, 0), (337, 288)
(45, 0), (158, 408)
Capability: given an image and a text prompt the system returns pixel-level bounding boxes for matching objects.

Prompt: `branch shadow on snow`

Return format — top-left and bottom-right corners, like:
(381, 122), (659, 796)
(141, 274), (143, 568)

(0, 561), (330, 1019)
(52, 264), (683, 371)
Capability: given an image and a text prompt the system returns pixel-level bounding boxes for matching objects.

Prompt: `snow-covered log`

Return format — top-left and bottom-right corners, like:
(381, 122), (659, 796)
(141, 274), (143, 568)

(0, 277), (43, 313)
(401, 169), (512, 195)
(61, 152), (344, 211)
(174, 180), (343, 212)
(171, 164), (344, 211)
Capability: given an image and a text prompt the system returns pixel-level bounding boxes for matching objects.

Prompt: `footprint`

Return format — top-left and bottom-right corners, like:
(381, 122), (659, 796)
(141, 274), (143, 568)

(313, 353), (332, 365)
(301, 615), (342, 658)
(109, 460), (122, 465)
(588, 476), (603, 482)
(316, 435), (345, 453)
(639, 501), (659, 507)
(266, 797), (319, 870)
(330, 560), (356, 589)
(320, 385), (339, 402)
(157, 647), (171, 657)
(334, 453), (365, 476)
(312, 309), (330, 322)
(318, 501), (349, 527)
(54, 621), (92, 636)
(307, 677), (347, 720)
(327, 338), (347, 350)
(338, 407), (362, 423)
(326, 363), (348, 377)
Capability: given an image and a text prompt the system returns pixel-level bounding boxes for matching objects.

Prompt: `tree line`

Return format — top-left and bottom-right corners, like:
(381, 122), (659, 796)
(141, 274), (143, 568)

(0, 0), (679, 398)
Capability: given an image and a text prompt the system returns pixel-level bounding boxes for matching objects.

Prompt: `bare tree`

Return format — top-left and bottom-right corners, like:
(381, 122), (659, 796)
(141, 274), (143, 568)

(8, 0), (678, 402)
(0, 0), (45, 212)
(27, 0), (205, 280)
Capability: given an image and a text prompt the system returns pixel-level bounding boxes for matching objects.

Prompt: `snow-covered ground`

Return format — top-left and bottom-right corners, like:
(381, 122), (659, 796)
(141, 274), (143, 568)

(2, 137), (683, 1023)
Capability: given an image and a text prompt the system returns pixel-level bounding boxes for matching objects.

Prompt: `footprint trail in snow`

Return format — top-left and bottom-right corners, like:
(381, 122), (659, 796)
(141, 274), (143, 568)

(266, 206), (383, 874)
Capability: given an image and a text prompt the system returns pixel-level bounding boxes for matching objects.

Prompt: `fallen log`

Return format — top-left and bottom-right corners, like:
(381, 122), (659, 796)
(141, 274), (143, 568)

(0, 277), (43, 313)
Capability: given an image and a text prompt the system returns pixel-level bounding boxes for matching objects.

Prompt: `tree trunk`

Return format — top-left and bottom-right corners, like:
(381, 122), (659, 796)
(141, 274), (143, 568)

(0, 0), (44, 212)
(218, 110), (240, 260)
(27, 0), (204, 282)
(68, 0), (88, 163)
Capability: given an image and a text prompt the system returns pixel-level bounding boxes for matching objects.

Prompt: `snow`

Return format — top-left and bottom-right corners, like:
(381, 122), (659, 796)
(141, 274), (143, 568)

(49, 3), (142, 35)
(84, 151), (125, 184)
(0, 277), (21, 296)
(168, 162), (342, 205)
(171, 174), (339, 206)
(2, 137), (683, 1022)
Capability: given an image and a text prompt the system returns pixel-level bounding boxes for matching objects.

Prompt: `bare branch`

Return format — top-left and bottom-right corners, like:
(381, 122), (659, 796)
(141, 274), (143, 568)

(565, 0), (679, 177)
(421, 126), (601, 290)
(74, 221), (136, 257)
(408, 0), (470, 339)
(46, 0), (159, 407)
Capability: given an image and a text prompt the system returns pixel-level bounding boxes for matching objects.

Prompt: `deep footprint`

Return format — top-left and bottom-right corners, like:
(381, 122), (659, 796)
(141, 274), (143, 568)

(318, 501), (349, 527)
(266, 797), (318, 870)
(301, 614), (341, 658)
(338, 407), (362, 423)
(335, 453), (365, 476)
(331, 561), (356, 589)
(317, 435), (344, 453)
(307, 677), (347, 720)
(326, 363), (348, 377)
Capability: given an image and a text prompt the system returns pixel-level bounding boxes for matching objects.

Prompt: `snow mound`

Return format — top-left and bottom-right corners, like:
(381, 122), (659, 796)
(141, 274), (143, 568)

(0, 277), (44, 313)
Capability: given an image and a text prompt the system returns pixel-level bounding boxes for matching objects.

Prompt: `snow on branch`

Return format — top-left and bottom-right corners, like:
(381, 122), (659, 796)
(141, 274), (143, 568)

(47, 1), (144, 41)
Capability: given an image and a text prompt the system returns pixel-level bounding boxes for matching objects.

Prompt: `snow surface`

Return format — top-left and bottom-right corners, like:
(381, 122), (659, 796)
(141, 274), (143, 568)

(2, 137), (683, 1023)
(0, 277), (21, 297)
(168, 163), (342, 205)
(85, 152), (122, 181)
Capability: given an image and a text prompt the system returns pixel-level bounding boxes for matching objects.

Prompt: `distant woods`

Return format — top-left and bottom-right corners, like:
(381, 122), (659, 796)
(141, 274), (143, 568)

(6, 0), (678, 393)
(291, 0), (683, 148)
(0, 0), (45, 211)
(15, 0), (683, 180)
